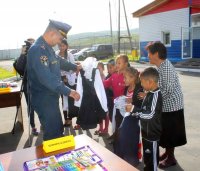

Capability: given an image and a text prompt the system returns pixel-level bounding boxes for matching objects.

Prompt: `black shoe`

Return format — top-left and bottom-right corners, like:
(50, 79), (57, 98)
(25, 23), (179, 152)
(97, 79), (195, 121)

(159, 157), (177, 169)
(63, 120), (72, 127)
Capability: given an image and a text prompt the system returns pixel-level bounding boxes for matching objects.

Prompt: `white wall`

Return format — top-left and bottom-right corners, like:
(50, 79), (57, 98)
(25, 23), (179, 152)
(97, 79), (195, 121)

(139, 8), (189, 41)
(0, 49), (21, 60)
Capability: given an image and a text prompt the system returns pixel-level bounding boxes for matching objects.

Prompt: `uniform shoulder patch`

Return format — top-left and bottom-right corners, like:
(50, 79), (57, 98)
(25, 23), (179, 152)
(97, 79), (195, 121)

(40, 56), (48, 66)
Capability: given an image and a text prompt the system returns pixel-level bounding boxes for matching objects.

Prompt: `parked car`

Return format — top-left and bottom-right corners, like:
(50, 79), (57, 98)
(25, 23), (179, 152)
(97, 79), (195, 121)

(84, 44), (114, 59)
(73, 47), (91, 61)
(68, 49), (79, 54)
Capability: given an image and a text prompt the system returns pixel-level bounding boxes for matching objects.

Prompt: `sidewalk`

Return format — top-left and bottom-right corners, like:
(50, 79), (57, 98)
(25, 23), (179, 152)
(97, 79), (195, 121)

(0, 60), (200, 170)
(132, 61), (200, 73)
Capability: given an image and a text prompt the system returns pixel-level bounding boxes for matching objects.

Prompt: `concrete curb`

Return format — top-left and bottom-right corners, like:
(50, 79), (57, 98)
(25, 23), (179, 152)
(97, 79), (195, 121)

(132, 63), (200, 73)
(175, 67), (200, 73)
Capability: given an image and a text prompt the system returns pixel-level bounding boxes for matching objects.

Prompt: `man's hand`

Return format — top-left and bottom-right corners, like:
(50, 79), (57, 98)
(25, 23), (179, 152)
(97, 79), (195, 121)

(76, 64), (82, 72)
(75, 61), (81, 65)
(69, 90), (80, 101)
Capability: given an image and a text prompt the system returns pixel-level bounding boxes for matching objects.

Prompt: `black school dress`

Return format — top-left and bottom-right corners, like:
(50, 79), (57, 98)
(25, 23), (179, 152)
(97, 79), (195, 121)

(76, 69), (106, 130)
(115, 83), (143, 167)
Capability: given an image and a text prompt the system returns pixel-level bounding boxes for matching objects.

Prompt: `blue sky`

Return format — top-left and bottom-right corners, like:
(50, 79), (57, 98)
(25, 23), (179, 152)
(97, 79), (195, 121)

(0, 0), (153, 49)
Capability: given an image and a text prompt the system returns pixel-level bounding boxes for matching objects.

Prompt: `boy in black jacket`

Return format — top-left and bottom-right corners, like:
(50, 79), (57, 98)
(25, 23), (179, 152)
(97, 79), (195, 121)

(126, 67), (162, 171)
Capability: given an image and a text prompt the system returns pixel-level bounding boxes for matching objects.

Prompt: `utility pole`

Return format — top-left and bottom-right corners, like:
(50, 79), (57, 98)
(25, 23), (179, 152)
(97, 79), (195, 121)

(117, 0), (121, 54)
(117, 0), (133, 54)
(109, 1), (113, 40)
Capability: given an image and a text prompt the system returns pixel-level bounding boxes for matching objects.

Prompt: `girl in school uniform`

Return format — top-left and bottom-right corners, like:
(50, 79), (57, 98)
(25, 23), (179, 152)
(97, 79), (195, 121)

(94, 59), (116, 135)
(105, 59), (116, 122)
(115, 66), (143, 167)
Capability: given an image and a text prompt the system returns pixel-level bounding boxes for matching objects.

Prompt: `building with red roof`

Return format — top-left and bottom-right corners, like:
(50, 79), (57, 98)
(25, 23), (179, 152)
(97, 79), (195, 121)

(133, 0), (200, 62)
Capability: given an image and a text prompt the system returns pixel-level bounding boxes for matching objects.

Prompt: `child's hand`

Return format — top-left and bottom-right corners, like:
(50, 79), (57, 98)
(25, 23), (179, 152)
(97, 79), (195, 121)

(125, 104), (134, 112)
(138, 92), (147, 100)
(126, 97), (132, 104)
(75, 61), (81, 65)
(63, 77), (68, 83)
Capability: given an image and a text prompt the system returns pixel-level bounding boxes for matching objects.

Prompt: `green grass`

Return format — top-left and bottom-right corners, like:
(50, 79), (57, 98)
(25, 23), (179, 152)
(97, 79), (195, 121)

(0, 67), (16, 80)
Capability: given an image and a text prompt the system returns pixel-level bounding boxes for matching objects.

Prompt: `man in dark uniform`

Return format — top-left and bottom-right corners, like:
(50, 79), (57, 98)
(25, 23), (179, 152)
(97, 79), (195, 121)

(27, 20), (81, 141)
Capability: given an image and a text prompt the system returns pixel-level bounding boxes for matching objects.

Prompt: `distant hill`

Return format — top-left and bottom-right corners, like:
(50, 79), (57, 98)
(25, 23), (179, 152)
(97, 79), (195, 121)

(67, 28), (139, 48)
(68, 28), (139, 40)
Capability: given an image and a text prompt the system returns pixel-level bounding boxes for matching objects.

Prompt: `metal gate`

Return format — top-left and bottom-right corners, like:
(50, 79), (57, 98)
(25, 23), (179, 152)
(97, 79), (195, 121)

(181, 27), (192, 59)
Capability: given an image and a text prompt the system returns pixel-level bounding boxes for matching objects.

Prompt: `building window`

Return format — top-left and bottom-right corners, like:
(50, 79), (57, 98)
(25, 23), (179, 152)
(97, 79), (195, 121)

(162, 32), (171, 46)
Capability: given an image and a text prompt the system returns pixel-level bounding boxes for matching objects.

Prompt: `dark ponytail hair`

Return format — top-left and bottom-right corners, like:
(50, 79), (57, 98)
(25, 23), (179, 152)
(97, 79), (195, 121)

(61, 39), (68, 59)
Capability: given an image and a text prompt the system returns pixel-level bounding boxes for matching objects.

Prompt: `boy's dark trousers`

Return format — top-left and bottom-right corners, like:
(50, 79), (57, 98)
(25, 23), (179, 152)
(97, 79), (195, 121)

(142, 138), (159, 171)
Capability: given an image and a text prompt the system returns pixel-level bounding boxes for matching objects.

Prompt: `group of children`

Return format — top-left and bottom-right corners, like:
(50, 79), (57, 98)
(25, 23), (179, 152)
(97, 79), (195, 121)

(59, 51), (162, 171)
(95, 54), (162, 171)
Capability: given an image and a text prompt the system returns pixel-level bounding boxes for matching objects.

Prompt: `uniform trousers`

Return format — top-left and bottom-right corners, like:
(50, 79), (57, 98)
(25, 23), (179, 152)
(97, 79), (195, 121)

(32, 94), (63, 141)
(142, 138), (159, 171)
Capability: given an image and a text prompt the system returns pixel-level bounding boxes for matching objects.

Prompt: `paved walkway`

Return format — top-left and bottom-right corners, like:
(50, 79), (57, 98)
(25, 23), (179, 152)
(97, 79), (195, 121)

(0, 60), (200, 170)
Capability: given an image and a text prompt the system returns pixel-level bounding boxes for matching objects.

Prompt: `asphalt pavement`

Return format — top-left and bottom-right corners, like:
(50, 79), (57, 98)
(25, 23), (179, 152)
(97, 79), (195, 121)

(0, 60), (200, 170)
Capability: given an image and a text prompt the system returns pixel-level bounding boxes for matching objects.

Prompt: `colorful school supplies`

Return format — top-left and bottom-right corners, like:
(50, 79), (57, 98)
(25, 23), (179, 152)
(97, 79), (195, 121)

(0, 162), (4, 171)
(24, 146), (107, 171)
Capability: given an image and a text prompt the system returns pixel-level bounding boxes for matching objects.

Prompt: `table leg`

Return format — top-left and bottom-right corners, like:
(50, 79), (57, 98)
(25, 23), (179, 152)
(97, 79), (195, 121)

(12, 105), (24, 134)
(17, 105), (24, 130)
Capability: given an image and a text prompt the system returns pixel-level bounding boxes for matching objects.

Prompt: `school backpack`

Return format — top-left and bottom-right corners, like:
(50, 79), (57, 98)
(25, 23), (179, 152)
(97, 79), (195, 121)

(13, 54), (27, 77)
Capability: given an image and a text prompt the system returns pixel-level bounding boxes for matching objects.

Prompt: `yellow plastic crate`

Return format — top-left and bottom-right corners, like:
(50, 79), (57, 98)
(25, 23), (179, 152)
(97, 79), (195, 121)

(43, 135), (75, 153)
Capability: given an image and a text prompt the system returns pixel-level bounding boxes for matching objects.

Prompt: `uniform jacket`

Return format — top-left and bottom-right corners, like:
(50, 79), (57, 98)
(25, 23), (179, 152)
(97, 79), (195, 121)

(27, 36), (77, 105)
(133, 88), (162, 141)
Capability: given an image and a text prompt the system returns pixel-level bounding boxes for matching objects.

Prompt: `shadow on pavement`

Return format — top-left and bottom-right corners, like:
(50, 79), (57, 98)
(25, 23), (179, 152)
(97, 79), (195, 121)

(100, 133), (113, 151)
(158, 162), (184, 171)
(85, 129), (92, 138)
(0, 123), (23, 154)
(23, 132), (43, 148)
